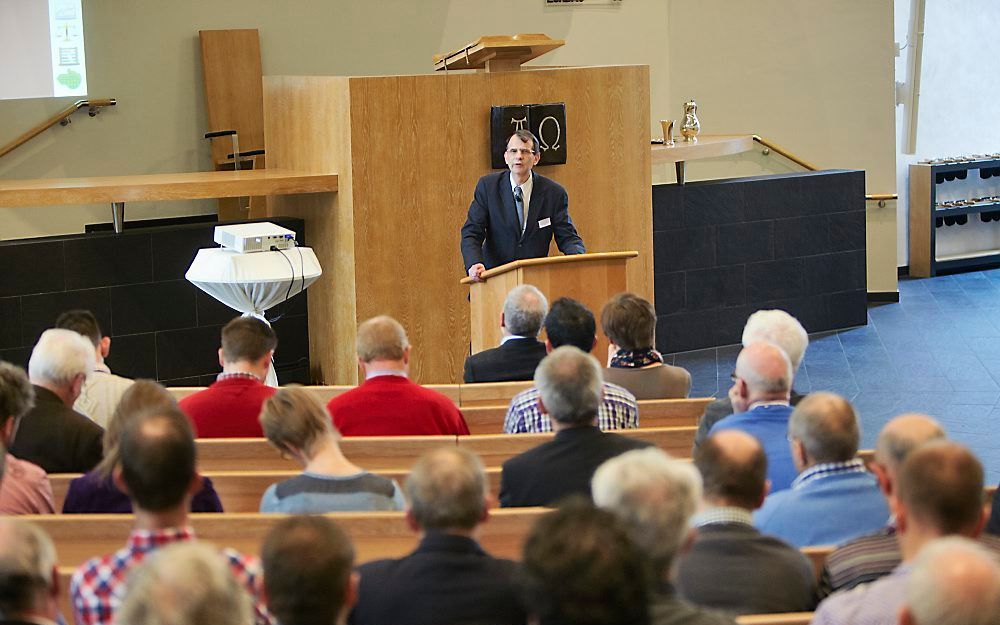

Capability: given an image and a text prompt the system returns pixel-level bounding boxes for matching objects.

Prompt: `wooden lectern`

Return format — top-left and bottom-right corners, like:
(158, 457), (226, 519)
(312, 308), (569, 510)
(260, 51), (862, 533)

(462, 251), (638, 359)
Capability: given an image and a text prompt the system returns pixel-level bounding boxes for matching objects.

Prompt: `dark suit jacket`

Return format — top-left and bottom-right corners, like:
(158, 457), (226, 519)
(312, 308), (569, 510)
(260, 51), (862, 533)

(463, 338), (547, 383)
(675, 522), (816, 615)
(349, 532), (526, 625)
(10, 385), (104, 474)
(988, 484), (1000, 536)
(499, 425), (652, 507)
(461, 171), (585, 270)
(692, 390), (806, 452)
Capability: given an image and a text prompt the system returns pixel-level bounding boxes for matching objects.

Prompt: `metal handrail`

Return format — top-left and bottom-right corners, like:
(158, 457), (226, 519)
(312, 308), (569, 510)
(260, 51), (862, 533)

(751, 134), (896, 206)
(0, 98), (116, 159)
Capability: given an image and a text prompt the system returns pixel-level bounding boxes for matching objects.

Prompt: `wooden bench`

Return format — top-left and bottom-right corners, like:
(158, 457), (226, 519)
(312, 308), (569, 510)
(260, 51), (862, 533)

(735, 614), (812, 625)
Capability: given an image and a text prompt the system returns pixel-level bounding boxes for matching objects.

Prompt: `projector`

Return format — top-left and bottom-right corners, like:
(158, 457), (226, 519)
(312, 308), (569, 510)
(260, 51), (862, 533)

(214, 223), (296, 254)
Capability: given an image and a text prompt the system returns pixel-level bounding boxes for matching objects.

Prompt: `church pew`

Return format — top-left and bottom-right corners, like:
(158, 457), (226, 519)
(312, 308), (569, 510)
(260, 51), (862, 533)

(169, 384), (463, 405)
(735, 614), (812, 625)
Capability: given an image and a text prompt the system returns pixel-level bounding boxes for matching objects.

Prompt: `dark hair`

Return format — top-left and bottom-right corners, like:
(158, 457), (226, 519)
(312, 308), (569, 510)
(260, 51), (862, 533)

(120, 407), (196, 512)
(221, 317), (277, 363)
(601, 293), (656, 351)
(544, 298), (596, 352)
(0, 362), (34, 429)
(508, 130), (541, 155)
(695, 434), (768, 509)
(54, 309), (103, 348)
(898, 442), (984, 535)
(262, 516), (355, 625)
(521, 498), (650, 625)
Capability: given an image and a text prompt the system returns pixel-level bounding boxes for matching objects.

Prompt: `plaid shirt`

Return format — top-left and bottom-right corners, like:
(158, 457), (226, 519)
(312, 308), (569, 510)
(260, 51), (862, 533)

(70, 526), (272, 625)
(790, 458), (867, 489)
(502, 381), (639, 433)
(691, 506), (754, 528)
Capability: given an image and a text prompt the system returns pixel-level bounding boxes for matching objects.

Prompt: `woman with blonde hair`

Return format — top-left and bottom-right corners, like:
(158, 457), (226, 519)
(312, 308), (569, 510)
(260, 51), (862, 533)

(259, 386), (405, 513)
(61, 379), (223, 512)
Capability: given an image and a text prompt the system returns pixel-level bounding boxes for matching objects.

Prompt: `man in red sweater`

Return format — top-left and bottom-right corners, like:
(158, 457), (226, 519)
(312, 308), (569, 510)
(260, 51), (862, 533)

(179, 316), (276, 437)
(327, 316), (469, 436)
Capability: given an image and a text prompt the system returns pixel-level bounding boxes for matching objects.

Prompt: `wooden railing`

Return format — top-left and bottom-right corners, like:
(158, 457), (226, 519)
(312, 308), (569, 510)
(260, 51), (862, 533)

(0, 98), (116, 159)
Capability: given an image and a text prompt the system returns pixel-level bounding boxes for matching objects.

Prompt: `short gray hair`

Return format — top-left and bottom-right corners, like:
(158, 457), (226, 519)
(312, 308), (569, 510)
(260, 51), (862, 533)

(535, 346), (602, 426)
(406, 447), (486, 531)
(0, 519), (58, 616)
(0, 362), (34, 426)
(905, 537), (1000, 625)
(742, 310), (809, 372)
(115, 542), (253, 625)
(788, 392), (859, 463)
(592, 448), (702, 578)
(735, 341), (792, 395)
(503, 285), (548, 337)
(356, 316), (409, 362)
(28, 328), (94, 388)
(875, 414), (946, 470)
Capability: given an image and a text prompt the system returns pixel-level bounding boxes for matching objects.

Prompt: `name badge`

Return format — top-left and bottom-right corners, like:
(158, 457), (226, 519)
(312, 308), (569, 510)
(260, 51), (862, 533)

(538, 218), (552, 228)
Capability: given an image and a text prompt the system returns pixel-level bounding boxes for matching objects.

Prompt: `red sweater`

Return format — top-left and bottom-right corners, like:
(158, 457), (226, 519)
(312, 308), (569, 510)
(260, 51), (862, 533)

(179, 376), (275, 438)
(326, 375), (470, 436)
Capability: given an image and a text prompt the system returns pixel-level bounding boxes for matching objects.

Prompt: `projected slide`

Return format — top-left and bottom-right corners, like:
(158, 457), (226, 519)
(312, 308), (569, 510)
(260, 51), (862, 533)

(0, 0), (88, 100)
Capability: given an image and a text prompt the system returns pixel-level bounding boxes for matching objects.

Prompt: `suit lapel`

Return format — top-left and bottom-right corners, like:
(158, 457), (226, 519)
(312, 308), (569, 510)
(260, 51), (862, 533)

(499, 172), (522, 240)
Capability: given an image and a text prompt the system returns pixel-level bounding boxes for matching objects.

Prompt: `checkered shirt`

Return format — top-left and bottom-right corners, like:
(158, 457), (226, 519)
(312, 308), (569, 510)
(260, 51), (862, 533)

(691, 506), (754, 528)
(790, 458), (867, 489)
(70, 526), (273, 625)
(502, 381), (639, 433)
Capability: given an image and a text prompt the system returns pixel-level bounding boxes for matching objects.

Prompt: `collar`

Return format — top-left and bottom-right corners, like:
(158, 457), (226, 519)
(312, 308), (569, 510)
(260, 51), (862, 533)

(509, 170), (534, 195)
(217, 371), (262, 383)
(500, 334), (531, 345)
(127, 526), (194, 554)
(31, 385), (63, 405)
(747, 399), (791, 410)
(416, 531), (485, 555)
(553, 425), (601, 440)
(93, 362), (111, 374)
(364, 369), (408, 380)
(692, 506), (754, 528)
(792, 458), (867, 489)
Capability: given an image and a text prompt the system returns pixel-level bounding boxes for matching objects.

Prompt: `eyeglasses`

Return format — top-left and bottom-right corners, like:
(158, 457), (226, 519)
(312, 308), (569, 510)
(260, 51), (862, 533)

(506, 147), (534, 156)
(730, 371), (739, 383)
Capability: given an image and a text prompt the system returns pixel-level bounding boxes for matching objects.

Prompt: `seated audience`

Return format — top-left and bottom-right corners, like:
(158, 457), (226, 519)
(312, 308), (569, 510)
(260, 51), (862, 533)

(350, 447), (526, 625)
(326, 316), (469, 436)
(62, 379), (223, 513)
(179, 316), (277, 437)
(695, 310), (809, 451)
(262, 516), (358, 625)
(676, 430), (815, 614)
(11, 329), (103, 473)
(463, 284), (549, 383)
(55, 309), (134, 428)
(898, 537), (1000, 625)
(70, 406), (271, 625)
(600, 292), (690, 399)
(593, 448), (735, 625)
(708, 341), (797, 491)
(258, 386), (405, 513)
(520, 498), (649, 625)
(818, 414), (953, 597)
(499, 346), (651, 507)
(117, 542), (255, 625)
(0, 362), (53, 514)
(504, 298), (638, 433)
(0, 519), (61, 624)
(812, 441), (987, 625)
(754, 392), (889, 547)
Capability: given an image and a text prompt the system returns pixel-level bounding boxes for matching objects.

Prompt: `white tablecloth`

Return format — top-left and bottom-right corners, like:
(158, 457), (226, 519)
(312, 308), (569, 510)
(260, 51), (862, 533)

(185, 246), (323, 386)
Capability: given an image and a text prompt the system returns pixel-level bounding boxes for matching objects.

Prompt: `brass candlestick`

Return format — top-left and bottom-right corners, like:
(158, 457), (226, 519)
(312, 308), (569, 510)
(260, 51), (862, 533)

(660, 119), (675, 146)
(681, 100), (700, 143)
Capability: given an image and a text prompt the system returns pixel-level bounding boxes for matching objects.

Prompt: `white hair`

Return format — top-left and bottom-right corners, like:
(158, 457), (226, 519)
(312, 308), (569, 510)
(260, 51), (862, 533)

(905, 537), (1000, 625)
(115, 542), (253, 625)
(503, 285), (548, 337)
(28, 328), (94, 387)
(742, 310), (808, 372)
(736, 341), (793, 394)
(0, 519), (58, 615)
(534, 346), (603, 426)
(592, 447), (703, 577)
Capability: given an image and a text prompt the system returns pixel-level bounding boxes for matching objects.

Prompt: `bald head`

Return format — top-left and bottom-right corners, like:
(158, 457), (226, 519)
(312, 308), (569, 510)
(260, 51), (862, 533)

(897, 442), (983, 536)
(734, 341), (792, 396)
(356, 315), (409, 363)
(695, 430), (768, 510)
(788, 392), (859, 466)
(902, 537), (1000, 625)
(876, 414), (946, 471)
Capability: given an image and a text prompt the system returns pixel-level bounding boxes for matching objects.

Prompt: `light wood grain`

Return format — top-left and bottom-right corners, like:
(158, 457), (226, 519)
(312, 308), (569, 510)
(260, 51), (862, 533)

(461, 398), (711, 434)
(908, 164), (933, 277)
(460, 251), (639, 284)
(199, 29), (265, 167)
(0, 169), (337, 207)
(433, 34), (564, 71)
(735, 614), (813, 625)
(650, 134), (755, 164)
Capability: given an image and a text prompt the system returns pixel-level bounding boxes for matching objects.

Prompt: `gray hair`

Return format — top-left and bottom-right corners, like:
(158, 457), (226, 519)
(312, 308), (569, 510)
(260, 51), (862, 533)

(742, 310), (809, 372)
(788, 392), (860, 464)
(28, 328), (94, 388)
(592, 448), (702, 578)
(0, 362), (34, 426)
(735, 341), (792, 395)
(115, 542), (253, 625)
(0, 519), (58, 616)
(535, 346), (603, 426)
(503, 285), (548, 337)
(356, 316), (409, 362)
(875, 414), (946, 470)
(905, 537), (1000, 625)
(406, 447), (486, 531)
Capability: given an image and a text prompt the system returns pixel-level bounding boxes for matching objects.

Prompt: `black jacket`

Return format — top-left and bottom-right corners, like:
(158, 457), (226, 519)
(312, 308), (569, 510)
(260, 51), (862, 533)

(463, 338), (547, 383)
(10, 385), (103, 474)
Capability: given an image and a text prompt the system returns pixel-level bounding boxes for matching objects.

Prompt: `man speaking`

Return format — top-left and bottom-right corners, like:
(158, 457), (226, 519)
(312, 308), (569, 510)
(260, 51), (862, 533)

(462, 130), (585, 282)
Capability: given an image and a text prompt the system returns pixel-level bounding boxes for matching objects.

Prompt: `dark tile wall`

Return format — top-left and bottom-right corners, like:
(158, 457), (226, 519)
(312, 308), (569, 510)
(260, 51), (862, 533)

(0, 218), (311, 385)
(653, 170), (867, 353)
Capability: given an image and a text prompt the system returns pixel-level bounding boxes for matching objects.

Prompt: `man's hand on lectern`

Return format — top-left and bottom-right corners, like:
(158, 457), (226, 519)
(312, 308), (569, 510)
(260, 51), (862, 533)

(468, 263), (486, 282)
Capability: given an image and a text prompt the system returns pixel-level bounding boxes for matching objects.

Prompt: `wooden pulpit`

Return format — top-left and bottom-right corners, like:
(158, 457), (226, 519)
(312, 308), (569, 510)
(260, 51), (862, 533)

(462, 251), (639, 359)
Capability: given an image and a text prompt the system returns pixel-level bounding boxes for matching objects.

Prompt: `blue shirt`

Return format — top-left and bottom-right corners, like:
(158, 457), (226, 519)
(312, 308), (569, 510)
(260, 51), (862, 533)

(754, 460), (890, 548)
(709, 404), (797, 492)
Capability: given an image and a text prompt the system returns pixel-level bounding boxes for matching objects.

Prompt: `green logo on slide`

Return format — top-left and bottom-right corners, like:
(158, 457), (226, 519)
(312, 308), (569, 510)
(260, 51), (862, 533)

(57, 68), (82, 89)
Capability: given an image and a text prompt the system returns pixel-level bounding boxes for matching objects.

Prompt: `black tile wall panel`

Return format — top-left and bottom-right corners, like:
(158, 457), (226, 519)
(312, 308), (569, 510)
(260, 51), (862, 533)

(653, 170), (866, 353)
(0, 217), (309, 383)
